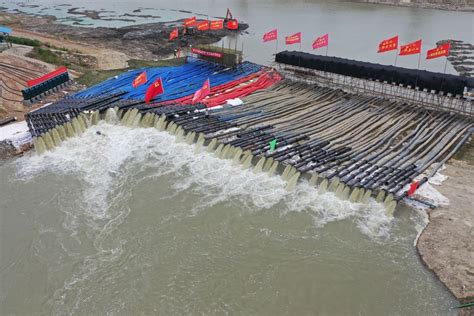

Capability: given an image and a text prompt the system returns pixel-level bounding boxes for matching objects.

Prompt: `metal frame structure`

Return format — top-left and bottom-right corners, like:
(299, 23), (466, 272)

(275, 63), (474, 118)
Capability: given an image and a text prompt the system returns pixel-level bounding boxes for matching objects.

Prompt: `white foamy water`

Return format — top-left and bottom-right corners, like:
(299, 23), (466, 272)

(16, 121), (392, 239)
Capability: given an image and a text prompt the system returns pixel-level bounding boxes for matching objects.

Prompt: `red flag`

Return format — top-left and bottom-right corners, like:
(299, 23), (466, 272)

(378, 35), (398, 53)
(263, 29), (278, 42)
(169, 28), (179, 41)
(399, 39), (422, 56)
(210, 20), (224, 30)
(145, 77), (164, 104)
(407, 181), (420, 196)
(192, 79), (211, 105)
(285, 32), (301, 45)
(132, 71), (147, 88)
(226, 19), (238, 30)
(426, 42), (451, 60)
(312, 34), (328, 50)
(184, 16), (196, 27)
(197, 20), (209, 31)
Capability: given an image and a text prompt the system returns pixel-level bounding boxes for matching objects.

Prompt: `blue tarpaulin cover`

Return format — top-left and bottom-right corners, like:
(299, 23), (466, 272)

(0, 26), (12, 34)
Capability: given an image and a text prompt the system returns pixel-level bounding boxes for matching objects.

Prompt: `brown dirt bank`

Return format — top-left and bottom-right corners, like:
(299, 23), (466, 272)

(416, 140), (474, 312)
(0, 11), (249, 67)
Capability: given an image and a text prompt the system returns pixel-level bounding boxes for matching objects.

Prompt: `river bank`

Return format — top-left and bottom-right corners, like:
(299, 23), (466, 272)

(359, 0), (474, 12)
(416, 142), (474, 314)
(0, 11), (248, 62)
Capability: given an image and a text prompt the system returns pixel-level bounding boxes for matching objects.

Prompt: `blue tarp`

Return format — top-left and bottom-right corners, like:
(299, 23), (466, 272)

(0, 26), (12, 34)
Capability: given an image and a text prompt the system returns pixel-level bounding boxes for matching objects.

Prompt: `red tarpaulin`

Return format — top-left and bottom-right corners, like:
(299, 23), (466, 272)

(27, 67), (68, 88)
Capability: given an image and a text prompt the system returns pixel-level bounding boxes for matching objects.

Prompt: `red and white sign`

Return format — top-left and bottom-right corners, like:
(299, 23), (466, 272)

(27, 67), (68, 88)
(226, 19), (238, 30)
(263, 29), (277, 42)
(285, 32), (301, 45)
(184, 16), (196, 27)
(426, 42), (451, 60)
(197, 20), (209, 31)
(312, 34), (328, 50)
(399, 39), (422, 56)
(210, 20), (224, 30)
(191, 47), (223, 58)
(378, 35), (398, 53)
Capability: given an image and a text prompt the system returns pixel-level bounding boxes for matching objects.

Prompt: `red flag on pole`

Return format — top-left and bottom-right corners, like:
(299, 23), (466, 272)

(407, 181), (420, 196)
(378, 35), (398, 53)
(285, 32), (301, 45)
(263, 29), (278, 42)
(145, 77), (164, 104)
(184, 16), (196, 27)
(226, 19), (238, 30)
(426, 42), (451, 59)
(192, 79), (211, 105)
(197, 20), (209, 31)
(399, 39), (422, 56)
(169, 28), (179, 41)
(312, 34), (329, 50)
(210, 20), (224, 30)
(132, 71), (147, 88)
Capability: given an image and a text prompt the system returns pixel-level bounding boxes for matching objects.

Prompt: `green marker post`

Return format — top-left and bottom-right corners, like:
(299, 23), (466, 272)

(269, 139), (277, 152)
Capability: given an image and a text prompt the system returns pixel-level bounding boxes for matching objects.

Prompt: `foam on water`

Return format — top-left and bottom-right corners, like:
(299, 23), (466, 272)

(16, 121), (393, 240)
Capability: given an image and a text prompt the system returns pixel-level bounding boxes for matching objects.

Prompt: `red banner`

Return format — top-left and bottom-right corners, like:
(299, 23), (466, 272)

(27, 67), (68, 88)
(191, 47), (223, 58)
(285, 32), (301, 45)
(184, 16), (196, 27)
(169, 28), (179, 41)
(145, 77), (164, 104)
(263, 29), (277, 42)
(197, 20), (209, 31)
(399, 39), (422, 56)
(226, 19), (238, 30)
(192, 79), (211, 104)
(426, 42), (451, 60)
(378, 35), (398, 53)
(132, 71), (147, 88)
(312, 34), (328, 50)
(210, 20), (224, 30)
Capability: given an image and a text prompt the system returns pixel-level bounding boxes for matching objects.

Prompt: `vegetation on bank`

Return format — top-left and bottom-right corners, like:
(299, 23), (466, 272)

(76, 58), (187, 87)
(8, 36), (41, 47)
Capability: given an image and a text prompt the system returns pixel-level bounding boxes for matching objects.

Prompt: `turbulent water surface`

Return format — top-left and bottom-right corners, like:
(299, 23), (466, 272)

(1, 121), (456, 315)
